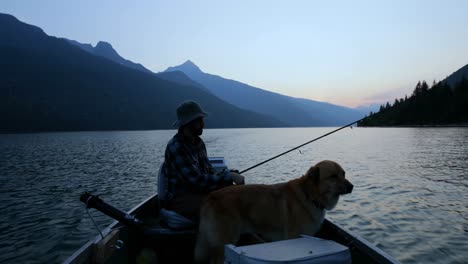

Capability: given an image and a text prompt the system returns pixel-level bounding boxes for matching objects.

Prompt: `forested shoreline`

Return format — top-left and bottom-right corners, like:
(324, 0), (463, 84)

(358, 78), (468, 127)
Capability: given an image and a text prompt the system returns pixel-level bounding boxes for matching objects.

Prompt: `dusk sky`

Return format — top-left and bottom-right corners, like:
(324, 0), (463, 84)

(2, 0), (468, 107)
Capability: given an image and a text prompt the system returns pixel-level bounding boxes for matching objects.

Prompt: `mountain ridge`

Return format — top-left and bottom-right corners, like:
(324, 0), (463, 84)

(66, 39), (153, 74)
(0, 13), (286, 132)
(165, 61), (364, 126)
(443, 63), (468, 89)
(67, 39), (213, 94)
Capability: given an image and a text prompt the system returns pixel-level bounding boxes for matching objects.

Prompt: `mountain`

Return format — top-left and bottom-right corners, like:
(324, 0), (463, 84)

(166, 60), (363, 126)
(354, 103), (380, 115)
(155, 71), (209, 92)
(67, 39), (153, 74)
(443, 63), (468, 89)
(0, 13), (286, 132)
(291, 98), (365, 125)
(68, 39), (209, 93)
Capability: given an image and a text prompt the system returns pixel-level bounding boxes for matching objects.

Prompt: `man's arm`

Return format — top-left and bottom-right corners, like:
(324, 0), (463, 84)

(167, 142), (233, 192)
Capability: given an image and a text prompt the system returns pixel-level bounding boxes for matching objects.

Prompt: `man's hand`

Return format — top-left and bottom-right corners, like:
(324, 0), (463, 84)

(230, 171), (245, 185)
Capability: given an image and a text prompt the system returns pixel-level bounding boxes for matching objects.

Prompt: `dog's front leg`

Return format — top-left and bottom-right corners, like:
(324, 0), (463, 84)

(281, 199), (288, 240)
(211, 246), (224, 264)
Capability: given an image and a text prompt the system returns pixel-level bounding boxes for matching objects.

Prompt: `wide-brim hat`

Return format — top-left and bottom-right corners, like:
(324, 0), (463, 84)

(172, 100), (208, 128)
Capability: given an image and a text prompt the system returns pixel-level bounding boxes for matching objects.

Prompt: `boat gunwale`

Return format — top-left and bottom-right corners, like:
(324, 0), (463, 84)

(64, 193), (400, 264)
(62, 194), (158, 264)
(323, 219), (400, 264)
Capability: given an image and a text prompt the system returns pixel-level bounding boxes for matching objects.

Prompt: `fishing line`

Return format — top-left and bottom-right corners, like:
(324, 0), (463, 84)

(239, 117), (367, 174)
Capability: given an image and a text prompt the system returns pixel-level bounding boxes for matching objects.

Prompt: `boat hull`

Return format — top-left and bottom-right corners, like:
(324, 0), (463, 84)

(64, 194), (400, 264)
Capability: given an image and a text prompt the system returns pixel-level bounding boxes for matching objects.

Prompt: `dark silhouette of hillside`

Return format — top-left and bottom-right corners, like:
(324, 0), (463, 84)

(0, 13), (286, 132)
(68, 39), (214, 95)
(155, 71), (209, 92)
(67, 39), (153, 74)
(291, 97), (365, 125)
(67, 35), (364, 127)
(442, 63), (468, 90)
(166, 60), (363, 126)
(358, 79), (468, 126)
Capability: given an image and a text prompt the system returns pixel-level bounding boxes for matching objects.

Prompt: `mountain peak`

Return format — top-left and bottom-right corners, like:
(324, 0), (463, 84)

(0, 13), (19, 23)
(182, 59), (197, 67)
(179, 60), (202, 72)
(0, 13), (47, 42)
(93, 40), (121, 60)
(165, 60), (203, 75)
(95, 41), (113, 49)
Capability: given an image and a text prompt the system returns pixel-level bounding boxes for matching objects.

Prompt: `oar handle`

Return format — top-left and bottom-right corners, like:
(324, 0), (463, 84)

(80, 192), (143, 228)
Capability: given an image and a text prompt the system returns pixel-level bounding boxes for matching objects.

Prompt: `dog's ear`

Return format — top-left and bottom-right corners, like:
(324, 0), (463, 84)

(306, 166), (320, 183)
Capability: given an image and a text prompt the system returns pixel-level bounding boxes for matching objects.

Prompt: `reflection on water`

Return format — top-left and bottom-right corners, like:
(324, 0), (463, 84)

(0, 128), (467, 263)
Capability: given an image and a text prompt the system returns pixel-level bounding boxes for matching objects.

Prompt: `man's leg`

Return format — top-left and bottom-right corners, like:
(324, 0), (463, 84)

(165, 193), (207, 223)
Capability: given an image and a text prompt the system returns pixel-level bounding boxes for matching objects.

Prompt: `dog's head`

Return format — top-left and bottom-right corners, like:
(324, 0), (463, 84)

(303, 160), (353, 210)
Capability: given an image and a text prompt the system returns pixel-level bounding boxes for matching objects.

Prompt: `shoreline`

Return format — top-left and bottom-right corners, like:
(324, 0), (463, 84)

(2, 124), (468, 134)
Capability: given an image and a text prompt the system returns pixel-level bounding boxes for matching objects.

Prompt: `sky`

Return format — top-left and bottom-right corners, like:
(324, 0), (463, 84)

(1, 0), (468, 108)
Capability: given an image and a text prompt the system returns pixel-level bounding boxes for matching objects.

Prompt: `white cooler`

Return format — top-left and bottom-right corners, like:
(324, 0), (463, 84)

(224, 235), (351, 264)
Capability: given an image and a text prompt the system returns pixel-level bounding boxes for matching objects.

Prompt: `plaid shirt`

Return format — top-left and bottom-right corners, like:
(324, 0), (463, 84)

(162, 132), (232, 201)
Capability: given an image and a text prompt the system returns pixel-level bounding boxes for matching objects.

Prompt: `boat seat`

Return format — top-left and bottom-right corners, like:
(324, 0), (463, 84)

(157, 162), (197, 231)
(159, 208), (196, 230)
(143, 222), (197, 237)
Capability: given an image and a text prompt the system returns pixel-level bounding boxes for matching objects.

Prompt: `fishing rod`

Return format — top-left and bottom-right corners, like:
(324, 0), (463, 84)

(239, 116), (367, 174)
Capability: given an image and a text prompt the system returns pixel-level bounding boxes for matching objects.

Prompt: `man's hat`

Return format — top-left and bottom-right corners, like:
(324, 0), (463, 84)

(172, 100), (208, 128)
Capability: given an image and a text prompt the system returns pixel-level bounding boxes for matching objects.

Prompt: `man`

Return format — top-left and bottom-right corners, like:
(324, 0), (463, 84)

(161, 100), (244, 222)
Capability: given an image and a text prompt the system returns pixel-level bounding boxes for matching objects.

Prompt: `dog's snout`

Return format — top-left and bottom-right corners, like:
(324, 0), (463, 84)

(344, 180), (353, 194)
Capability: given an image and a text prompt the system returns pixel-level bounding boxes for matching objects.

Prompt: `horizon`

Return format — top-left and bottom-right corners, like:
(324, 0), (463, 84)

(1, 0), (468, 108)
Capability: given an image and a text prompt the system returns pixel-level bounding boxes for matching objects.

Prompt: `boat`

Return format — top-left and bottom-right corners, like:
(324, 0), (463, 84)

(64, 158), (400, 264)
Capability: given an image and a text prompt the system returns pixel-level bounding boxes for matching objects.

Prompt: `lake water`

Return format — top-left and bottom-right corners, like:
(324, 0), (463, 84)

(0, 127), (467, 264)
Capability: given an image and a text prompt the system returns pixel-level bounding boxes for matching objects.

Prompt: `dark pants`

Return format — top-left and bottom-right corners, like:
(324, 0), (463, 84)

(165, 193), (208, 223)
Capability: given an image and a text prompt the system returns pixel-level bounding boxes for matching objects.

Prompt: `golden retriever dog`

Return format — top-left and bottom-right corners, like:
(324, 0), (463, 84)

(194, 160), (353, 264)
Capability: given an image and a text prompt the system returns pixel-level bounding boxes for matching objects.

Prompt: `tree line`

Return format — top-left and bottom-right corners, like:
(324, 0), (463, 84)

(358, 78), (468, 126)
